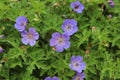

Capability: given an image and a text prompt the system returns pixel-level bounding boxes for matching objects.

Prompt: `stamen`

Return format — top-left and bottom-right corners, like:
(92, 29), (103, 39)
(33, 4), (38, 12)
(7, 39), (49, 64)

(66, 24), (71, 30)
(74, 5), (79, 10)
(21, 21), (26, 27)
(74, 62), (79, 67)
(58, 38), (63, 43)
(28, 33), (33, 39)
(75, 77), (80, 80)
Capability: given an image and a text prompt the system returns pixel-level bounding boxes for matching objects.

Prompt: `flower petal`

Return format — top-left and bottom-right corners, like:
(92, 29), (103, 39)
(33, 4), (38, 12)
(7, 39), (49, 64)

(70, 19), (77, 26)
(71, 55), (75, 61)
(33, 32), (39, 40)
(21, 30), (28, 37)
(62, 33), (70, 40)
(69, 64), (73, 69)
(52, 76), (60, 80)
(76, 56), (83, 61)
(29, 39), (36, 46)
(29, 27), (36, 34)
(73, 72), (85, 80)
(16, 16), (28, 24)
(63, 41), (70, 49)
(50, 39), (57, 46)
(52, 32), (61, 39)
(70, 1), (80, 8)
(80, 62), (86, 70)
(14, 23), (26, 32)
(21, 37), (29, 45)
(73, 26), (78, 33)
(55, 44), (64, 52)
(44, 77), (52, 80)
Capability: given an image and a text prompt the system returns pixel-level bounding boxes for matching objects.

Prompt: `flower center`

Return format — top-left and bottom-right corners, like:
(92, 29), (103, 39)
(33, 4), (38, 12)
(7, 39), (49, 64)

(28, 33), (33, 39)
(21, 21), (27, 27)
(75, 76), (80, 80)
(66, 24), (71, 31)
(74, 5), (79, 10)
(74, 62), (79, 68)
(58, 38), (64, 44)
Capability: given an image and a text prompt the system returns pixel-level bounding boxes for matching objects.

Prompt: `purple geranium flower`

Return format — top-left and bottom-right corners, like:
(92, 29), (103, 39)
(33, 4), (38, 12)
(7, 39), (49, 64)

(69, 55), (86, 73)
(61, 19), (78, 36)
(73, 72), (85, 80)
(0, 46), (4, 53)
(108, 0), (114, 7)
(110, 1), (114, 7)
(21, 27), (39, 46)
(15, 16), (28, 32)
(70, 1), (84, 13)
(44, 76), (60, 80)
(50, 32), (70, 52)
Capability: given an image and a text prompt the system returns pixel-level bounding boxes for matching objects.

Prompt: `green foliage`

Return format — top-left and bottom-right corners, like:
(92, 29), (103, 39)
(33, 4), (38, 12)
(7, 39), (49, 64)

(0, 0), (120, 80)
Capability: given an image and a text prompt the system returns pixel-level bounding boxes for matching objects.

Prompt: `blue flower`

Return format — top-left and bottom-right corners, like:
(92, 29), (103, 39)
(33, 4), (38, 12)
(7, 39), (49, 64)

(108, 0), (114, 7)
(15, 16), (28, 32)
(50, 32), (70, 52)
(21, 27), (39, 46)
(61, 19), (78, 36)
(73, 72), (85, 80)
(69, 55), (86, 73)
(44, 76), (60, 80)
(70, 1), (84, 13)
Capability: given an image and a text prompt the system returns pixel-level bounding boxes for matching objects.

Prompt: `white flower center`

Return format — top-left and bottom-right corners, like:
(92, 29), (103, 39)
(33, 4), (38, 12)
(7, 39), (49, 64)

(73, 62), (79, 68)
(28, 33), (33, 39)
(21, 21), (27, 27)
(66, 24), (71, 31)
(58, 38), (64, 44)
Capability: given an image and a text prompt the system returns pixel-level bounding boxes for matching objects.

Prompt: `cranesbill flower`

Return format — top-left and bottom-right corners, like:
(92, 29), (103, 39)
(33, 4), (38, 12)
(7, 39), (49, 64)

(70, 1), (84, 13)
(21, 27), (39, 46)
(44, 76), (60, 80)
(73, 72), (85, 80)
(0, 46), (4, 53)
(15, 16), (28, 32)
(44, 77), (51, 80)
(50, 32), (70, 52)
(61, 19), (78, 36)
(69, 55), (86, 73)
(108, 0), (114, 7)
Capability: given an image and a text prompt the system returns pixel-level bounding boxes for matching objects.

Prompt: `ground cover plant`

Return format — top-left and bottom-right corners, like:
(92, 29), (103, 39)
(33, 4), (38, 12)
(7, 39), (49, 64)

(0, 0), (120, 80)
